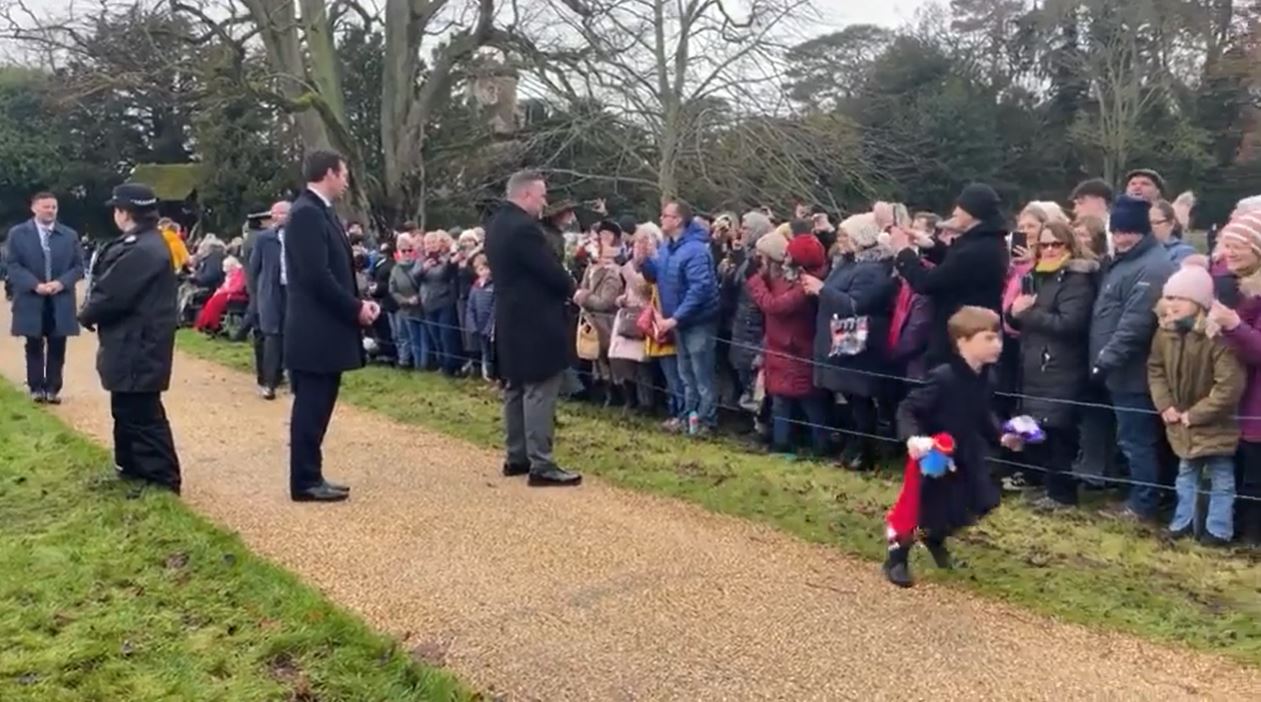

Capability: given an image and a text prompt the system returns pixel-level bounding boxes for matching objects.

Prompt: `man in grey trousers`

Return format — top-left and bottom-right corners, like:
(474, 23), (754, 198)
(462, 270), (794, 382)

(484, 171), (582, 487)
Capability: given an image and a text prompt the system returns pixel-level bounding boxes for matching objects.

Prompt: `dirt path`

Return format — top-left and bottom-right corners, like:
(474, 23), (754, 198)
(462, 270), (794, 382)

(2, 311), (1258, 701)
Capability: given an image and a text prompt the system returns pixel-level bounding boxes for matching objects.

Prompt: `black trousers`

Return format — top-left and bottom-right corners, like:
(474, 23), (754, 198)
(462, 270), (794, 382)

(111, 392), (181, 493)
(253, 331), (284, 389)
(25, 299), (67, 394)
(1238, 441), (1261, 542)
(289, 370), (341, 492)
(1029, 426), (1081, 505)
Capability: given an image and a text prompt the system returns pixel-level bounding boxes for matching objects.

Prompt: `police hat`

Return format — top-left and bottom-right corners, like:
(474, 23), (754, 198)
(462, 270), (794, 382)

(106, 182), (159, 209)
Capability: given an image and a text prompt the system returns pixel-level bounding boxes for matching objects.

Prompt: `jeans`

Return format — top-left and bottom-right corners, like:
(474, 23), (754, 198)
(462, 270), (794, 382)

(1171, 455), (1236, 540)
(403, 316), (427, 370)
(676, 322), (718, 427)
(1112, 390), (1163, 518)
(424, 306), (462, 373)
(389, 312), (411, 366)
(657, 356), (685, 418)
(771, 394), (830, 453)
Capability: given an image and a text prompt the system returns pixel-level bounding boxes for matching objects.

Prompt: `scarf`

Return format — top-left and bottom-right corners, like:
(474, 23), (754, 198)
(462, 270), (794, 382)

(1034, 254), (1069, 274)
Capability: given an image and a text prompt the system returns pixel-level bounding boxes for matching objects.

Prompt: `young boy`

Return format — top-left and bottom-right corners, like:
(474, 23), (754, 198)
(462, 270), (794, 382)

(885, 306), (1023, 587)
(1148, 261), (1245, 545)
(466, 253), (496, 381)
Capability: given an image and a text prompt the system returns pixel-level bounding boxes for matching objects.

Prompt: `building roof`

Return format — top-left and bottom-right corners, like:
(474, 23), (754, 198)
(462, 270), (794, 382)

(128, 163), (208, 201)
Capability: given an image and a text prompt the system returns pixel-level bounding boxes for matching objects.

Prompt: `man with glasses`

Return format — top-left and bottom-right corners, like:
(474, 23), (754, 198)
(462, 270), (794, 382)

(643, 200), (720, 435)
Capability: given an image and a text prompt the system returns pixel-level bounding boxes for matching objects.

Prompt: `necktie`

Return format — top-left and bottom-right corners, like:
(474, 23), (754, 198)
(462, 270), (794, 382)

(278, 228), (288, 286)
(39, 226), (53, 281)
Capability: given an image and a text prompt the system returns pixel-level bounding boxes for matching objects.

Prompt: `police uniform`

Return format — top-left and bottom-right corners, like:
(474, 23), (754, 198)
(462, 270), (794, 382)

(78, 183), (182, 493)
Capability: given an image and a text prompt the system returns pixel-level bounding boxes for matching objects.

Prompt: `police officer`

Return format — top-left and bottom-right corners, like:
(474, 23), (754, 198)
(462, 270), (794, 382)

(79, 183), (182, 494)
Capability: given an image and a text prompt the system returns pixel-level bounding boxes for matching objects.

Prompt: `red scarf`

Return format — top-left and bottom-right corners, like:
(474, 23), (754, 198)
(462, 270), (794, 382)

(887, 280), (915, 352)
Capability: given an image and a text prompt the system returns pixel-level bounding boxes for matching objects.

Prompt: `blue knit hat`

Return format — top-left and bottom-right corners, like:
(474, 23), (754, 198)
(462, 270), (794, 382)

(1110, 195), (1152, 235)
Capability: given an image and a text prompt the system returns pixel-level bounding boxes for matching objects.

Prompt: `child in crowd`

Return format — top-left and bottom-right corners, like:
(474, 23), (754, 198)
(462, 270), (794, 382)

(466, 253), (497, 381)
(1148, 260), (1245, 545)
(885, 306), (1024, 587)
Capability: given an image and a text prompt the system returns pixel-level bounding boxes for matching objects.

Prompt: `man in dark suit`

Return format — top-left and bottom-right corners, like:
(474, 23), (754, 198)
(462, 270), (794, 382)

(5, 191), (84, 404)
(248, 200), (290, 400)
(485, 170), (581, 486)
(284, 150), (380, 503)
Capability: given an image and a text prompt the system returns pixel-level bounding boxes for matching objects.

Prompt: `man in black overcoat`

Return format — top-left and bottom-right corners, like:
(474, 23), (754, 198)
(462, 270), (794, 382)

(248, 200), (290, 399)
(284, 150), (380, 502)
(485, 170), (582, 486)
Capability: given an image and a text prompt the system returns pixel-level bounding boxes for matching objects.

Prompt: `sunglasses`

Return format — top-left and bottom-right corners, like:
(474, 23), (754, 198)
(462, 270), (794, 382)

(1038, 241), (1066, 249)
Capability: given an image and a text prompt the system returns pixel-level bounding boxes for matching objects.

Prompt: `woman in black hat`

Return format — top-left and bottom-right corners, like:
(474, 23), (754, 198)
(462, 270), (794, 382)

(79, 182), (182, 494)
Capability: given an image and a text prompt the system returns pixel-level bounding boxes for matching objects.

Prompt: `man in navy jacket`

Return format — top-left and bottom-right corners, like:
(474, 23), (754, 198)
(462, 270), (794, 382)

(5, 192), (83, 403)
(284, 151), (380, 503)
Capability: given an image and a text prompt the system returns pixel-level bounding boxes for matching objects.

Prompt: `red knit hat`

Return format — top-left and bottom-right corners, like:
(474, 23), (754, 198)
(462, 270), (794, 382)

(786, 234), (826, 271)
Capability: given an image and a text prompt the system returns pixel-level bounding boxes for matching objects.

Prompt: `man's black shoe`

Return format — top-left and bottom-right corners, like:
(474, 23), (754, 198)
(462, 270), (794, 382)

(45, 393), (62, 405)
(527, 467), (582, 487)
(323, 480), (350, 493)
(31, 390), (46, 403)
(503, 462), (530, 477)
(291, 484), (350, 502)
(262, 387), (277, 401)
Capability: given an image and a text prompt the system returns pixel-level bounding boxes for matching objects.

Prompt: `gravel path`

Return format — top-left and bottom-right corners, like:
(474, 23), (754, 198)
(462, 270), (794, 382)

(2, 314), (1258, 700)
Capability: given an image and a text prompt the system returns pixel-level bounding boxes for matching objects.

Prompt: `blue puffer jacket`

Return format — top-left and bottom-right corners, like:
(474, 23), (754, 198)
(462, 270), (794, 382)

(644, 222), (719, 329)
(1089, 234), (1176, 395)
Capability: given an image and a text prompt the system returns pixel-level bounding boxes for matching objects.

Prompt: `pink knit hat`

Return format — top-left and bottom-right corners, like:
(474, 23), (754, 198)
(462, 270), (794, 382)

(1162, 258), (1215, 310)
(1220, 211), (1261, 255)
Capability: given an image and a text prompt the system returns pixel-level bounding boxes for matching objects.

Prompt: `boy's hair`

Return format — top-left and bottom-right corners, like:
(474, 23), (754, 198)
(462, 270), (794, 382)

(948, 305), (1000, 343)
(471, 252), (489, 270)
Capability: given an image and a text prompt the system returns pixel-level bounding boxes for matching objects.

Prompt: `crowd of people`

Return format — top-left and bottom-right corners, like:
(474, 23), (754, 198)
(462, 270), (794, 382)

(13, 160), (1261, 552)
(171, 168), (1261, 553)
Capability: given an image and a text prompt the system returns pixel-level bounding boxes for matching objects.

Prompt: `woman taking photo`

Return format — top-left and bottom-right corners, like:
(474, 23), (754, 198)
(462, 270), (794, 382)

(1006, 220), (1099, 510)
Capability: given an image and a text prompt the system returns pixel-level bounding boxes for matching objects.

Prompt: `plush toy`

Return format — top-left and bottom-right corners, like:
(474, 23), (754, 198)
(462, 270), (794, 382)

(1003, 415), (1046, 444)
(886, 432), (956, 546)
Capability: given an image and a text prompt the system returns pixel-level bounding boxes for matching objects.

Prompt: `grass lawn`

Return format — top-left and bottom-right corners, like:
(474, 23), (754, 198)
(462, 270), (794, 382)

(179, 331), (1261, 667)
(0, 380), (473, 701)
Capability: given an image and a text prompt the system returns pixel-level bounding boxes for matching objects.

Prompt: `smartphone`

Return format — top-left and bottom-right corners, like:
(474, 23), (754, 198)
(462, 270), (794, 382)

(1020, 273), (1036, 296)
(1010, 231), (1027, 254)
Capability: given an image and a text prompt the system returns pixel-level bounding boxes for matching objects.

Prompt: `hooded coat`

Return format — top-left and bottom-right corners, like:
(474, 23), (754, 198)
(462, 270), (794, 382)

(1148, 306), (1245, 459)
(812, 246), (897, 397)
(1217, 267), (1261, 442)
(1005, 258), (1099, 428)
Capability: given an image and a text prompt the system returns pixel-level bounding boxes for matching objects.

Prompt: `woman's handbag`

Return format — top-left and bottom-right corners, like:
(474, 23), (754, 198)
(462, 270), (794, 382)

(617, 306), (646, 339)
(576, 313), (602, 360)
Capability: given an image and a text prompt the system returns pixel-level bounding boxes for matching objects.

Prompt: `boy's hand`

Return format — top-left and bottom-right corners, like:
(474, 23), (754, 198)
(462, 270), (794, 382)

(1000, 433), (1024, 451)
(1160, 407), (1182, 424)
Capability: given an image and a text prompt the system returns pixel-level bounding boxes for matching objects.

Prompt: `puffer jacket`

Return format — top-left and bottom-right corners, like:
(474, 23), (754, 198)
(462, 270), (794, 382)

(1148, 306), (1245, 459)
(1216, 267), (1261, 442)
(812, 247), (896, 398)
(1006, 258), (1098, 428)
(745, 270), (818, 398)
(1090, 234), (1176, 395)
(726, 256), (764, 372)
(643, 222), (719, 329)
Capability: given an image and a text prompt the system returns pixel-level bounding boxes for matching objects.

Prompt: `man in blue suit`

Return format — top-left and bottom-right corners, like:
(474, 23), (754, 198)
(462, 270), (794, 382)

(5, 192), (83, 403)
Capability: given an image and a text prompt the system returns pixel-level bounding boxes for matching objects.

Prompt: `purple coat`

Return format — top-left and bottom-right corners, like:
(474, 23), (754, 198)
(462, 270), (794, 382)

(1218, 272), (1261, 442)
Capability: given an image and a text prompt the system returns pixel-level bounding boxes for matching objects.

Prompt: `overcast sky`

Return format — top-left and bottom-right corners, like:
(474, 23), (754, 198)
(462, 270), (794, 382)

(10, 0), (932, 30)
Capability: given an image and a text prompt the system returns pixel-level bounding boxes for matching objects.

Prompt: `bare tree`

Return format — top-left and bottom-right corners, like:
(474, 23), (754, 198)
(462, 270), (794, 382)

(533, 0), (816, 203)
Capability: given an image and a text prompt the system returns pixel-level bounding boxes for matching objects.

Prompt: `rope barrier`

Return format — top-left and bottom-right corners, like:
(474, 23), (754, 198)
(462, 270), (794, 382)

(337, 312), (1261, 504)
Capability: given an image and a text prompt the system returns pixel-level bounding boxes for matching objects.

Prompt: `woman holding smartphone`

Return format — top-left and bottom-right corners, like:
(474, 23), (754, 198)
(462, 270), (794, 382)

(1005, 220), (1099, 510)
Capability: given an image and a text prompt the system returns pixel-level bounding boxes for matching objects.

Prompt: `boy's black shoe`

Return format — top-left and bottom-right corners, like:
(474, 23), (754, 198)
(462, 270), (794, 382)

(925, 539), (953, 570)
(883, 546), (913, 588)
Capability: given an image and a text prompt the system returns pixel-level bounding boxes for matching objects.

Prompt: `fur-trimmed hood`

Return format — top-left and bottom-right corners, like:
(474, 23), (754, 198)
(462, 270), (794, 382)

(853, 243), (895, 263)
(1237, 266), (1261, 298)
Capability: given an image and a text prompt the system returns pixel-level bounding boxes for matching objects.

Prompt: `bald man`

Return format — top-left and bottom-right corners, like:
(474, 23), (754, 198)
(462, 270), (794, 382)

(247, 200), (291, 399)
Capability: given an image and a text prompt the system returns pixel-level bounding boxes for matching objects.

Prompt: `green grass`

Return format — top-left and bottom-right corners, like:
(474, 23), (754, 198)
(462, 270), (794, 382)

(0, 380), (473, 701)
(179, 331), (1261, 668)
